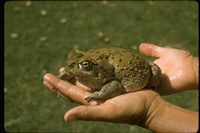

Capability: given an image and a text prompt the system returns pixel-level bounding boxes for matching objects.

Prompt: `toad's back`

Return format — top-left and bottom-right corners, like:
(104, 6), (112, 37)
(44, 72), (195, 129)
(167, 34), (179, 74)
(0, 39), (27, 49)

(83, 47), (151, 91)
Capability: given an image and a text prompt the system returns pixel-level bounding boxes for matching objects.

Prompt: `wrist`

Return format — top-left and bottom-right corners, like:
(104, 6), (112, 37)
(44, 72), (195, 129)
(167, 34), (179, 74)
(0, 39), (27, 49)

(139, 95), (165, 131)
(140, 95), (198, 132)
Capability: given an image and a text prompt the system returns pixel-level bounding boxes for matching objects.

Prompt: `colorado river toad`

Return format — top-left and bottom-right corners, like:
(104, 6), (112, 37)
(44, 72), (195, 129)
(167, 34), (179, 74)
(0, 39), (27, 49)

(58, 47), (162, 102)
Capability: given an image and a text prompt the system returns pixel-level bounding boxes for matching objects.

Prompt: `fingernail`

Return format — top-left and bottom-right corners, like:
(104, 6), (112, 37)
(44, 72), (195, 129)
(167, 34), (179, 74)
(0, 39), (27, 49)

(44, 74), (50, 80)
(65, 115), (77, 122)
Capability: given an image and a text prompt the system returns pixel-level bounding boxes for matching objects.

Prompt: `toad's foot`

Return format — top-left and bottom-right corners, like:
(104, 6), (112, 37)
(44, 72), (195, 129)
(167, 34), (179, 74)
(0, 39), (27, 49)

(85, 80), (124, 102)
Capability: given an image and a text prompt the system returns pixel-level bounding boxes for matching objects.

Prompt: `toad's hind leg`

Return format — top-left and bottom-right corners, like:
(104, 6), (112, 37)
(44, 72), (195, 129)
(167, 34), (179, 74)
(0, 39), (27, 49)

(85, 80), (124, 102)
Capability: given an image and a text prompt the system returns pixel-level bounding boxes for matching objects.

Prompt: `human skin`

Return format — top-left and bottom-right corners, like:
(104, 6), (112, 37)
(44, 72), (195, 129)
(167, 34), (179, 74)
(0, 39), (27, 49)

(139, 43), (198, 95)
(43, 43), (198, 132)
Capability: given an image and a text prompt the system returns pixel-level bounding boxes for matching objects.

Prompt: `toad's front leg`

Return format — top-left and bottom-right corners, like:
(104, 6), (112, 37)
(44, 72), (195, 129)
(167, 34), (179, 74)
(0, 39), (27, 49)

(85, 80), (124, 102)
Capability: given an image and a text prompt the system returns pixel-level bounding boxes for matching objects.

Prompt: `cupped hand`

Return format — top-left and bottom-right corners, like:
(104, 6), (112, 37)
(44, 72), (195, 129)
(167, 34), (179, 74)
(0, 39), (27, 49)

(64, 89), (160, 125)
(43, 73), (160, 124)
(139, 43), (198, 95)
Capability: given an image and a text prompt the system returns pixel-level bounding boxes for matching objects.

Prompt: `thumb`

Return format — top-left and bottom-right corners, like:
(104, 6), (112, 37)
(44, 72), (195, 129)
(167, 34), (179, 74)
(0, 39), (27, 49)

(64, 105), (111, 122)
(139, 43), (164, 58)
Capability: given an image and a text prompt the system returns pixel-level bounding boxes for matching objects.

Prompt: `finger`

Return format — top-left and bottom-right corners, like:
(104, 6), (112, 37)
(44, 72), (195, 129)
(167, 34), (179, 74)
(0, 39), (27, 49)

(43, 73), (97, 105)
(59, 67), (65, 73)
(43, 80), (54, 90)
(43, 80), (74, 101)
(139, 43), (164, 58)
(75, 81), (92, 91)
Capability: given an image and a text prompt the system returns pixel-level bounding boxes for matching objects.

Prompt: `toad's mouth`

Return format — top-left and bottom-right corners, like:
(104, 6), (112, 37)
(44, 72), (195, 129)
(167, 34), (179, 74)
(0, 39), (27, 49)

(58, 70), (98, 81)
(57, 70), (74, 80)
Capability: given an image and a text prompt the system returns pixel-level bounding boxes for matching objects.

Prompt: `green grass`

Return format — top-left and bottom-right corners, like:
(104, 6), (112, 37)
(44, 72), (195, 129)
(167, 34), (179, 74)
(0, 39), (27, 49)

(4, 1), (198, 132)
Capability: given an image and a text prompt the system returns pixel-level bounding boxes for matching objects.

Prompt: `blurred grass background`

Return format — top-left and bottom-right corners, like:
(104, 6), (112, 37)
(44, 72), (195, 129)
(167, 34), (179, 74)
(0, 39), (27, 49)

(4, 1), (198, 132)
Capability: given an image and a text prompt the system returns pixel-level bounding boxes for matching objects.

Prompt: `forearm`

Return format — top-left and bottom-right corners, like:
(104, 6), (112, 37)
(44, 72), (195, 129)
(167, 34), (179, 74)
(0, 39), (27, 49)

(142, 96), (198, 132)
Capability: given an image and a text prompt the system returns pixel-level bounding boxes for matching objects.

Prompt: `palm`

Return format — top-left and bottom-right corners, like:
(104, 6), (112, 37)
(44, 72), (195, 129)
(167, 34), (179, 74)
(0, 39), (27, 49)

(139, 44), (197, 95)
(156, 49), (195, 94)
(43, 74), (159, 124)
(64, 88), (159, 124)
(99, 89), (159, 124)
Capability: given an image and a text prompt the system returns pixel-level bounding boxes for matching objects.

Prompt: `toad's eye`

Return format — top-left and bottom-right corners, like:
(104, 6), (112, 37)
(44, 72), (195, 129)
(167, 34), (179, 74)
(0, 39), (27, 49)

(79, 60), (93, 71)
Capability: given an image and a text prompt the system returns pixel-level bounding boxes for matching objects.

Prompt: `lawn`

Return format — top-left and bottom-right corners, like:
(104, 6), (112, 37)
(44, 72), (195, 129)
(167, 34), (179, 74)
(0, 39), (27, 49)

(4, 1), (198, 132)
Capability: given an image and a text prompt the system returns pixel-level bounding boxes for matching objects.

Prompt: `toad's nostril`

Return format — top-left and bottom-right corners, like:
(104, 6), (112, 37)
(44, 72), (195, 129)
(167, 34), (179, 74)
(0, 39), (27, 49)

(67, 60), (76, 67)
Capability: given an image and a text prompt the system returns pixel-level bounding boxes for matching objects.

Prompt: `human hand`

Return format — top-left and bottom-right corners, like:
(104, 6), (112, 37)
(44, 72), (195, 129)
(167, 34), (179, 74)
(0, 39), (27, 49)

(43, 73), (198, 132)
(43, 73), (160, 124)
(139, 43), (198, 95)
